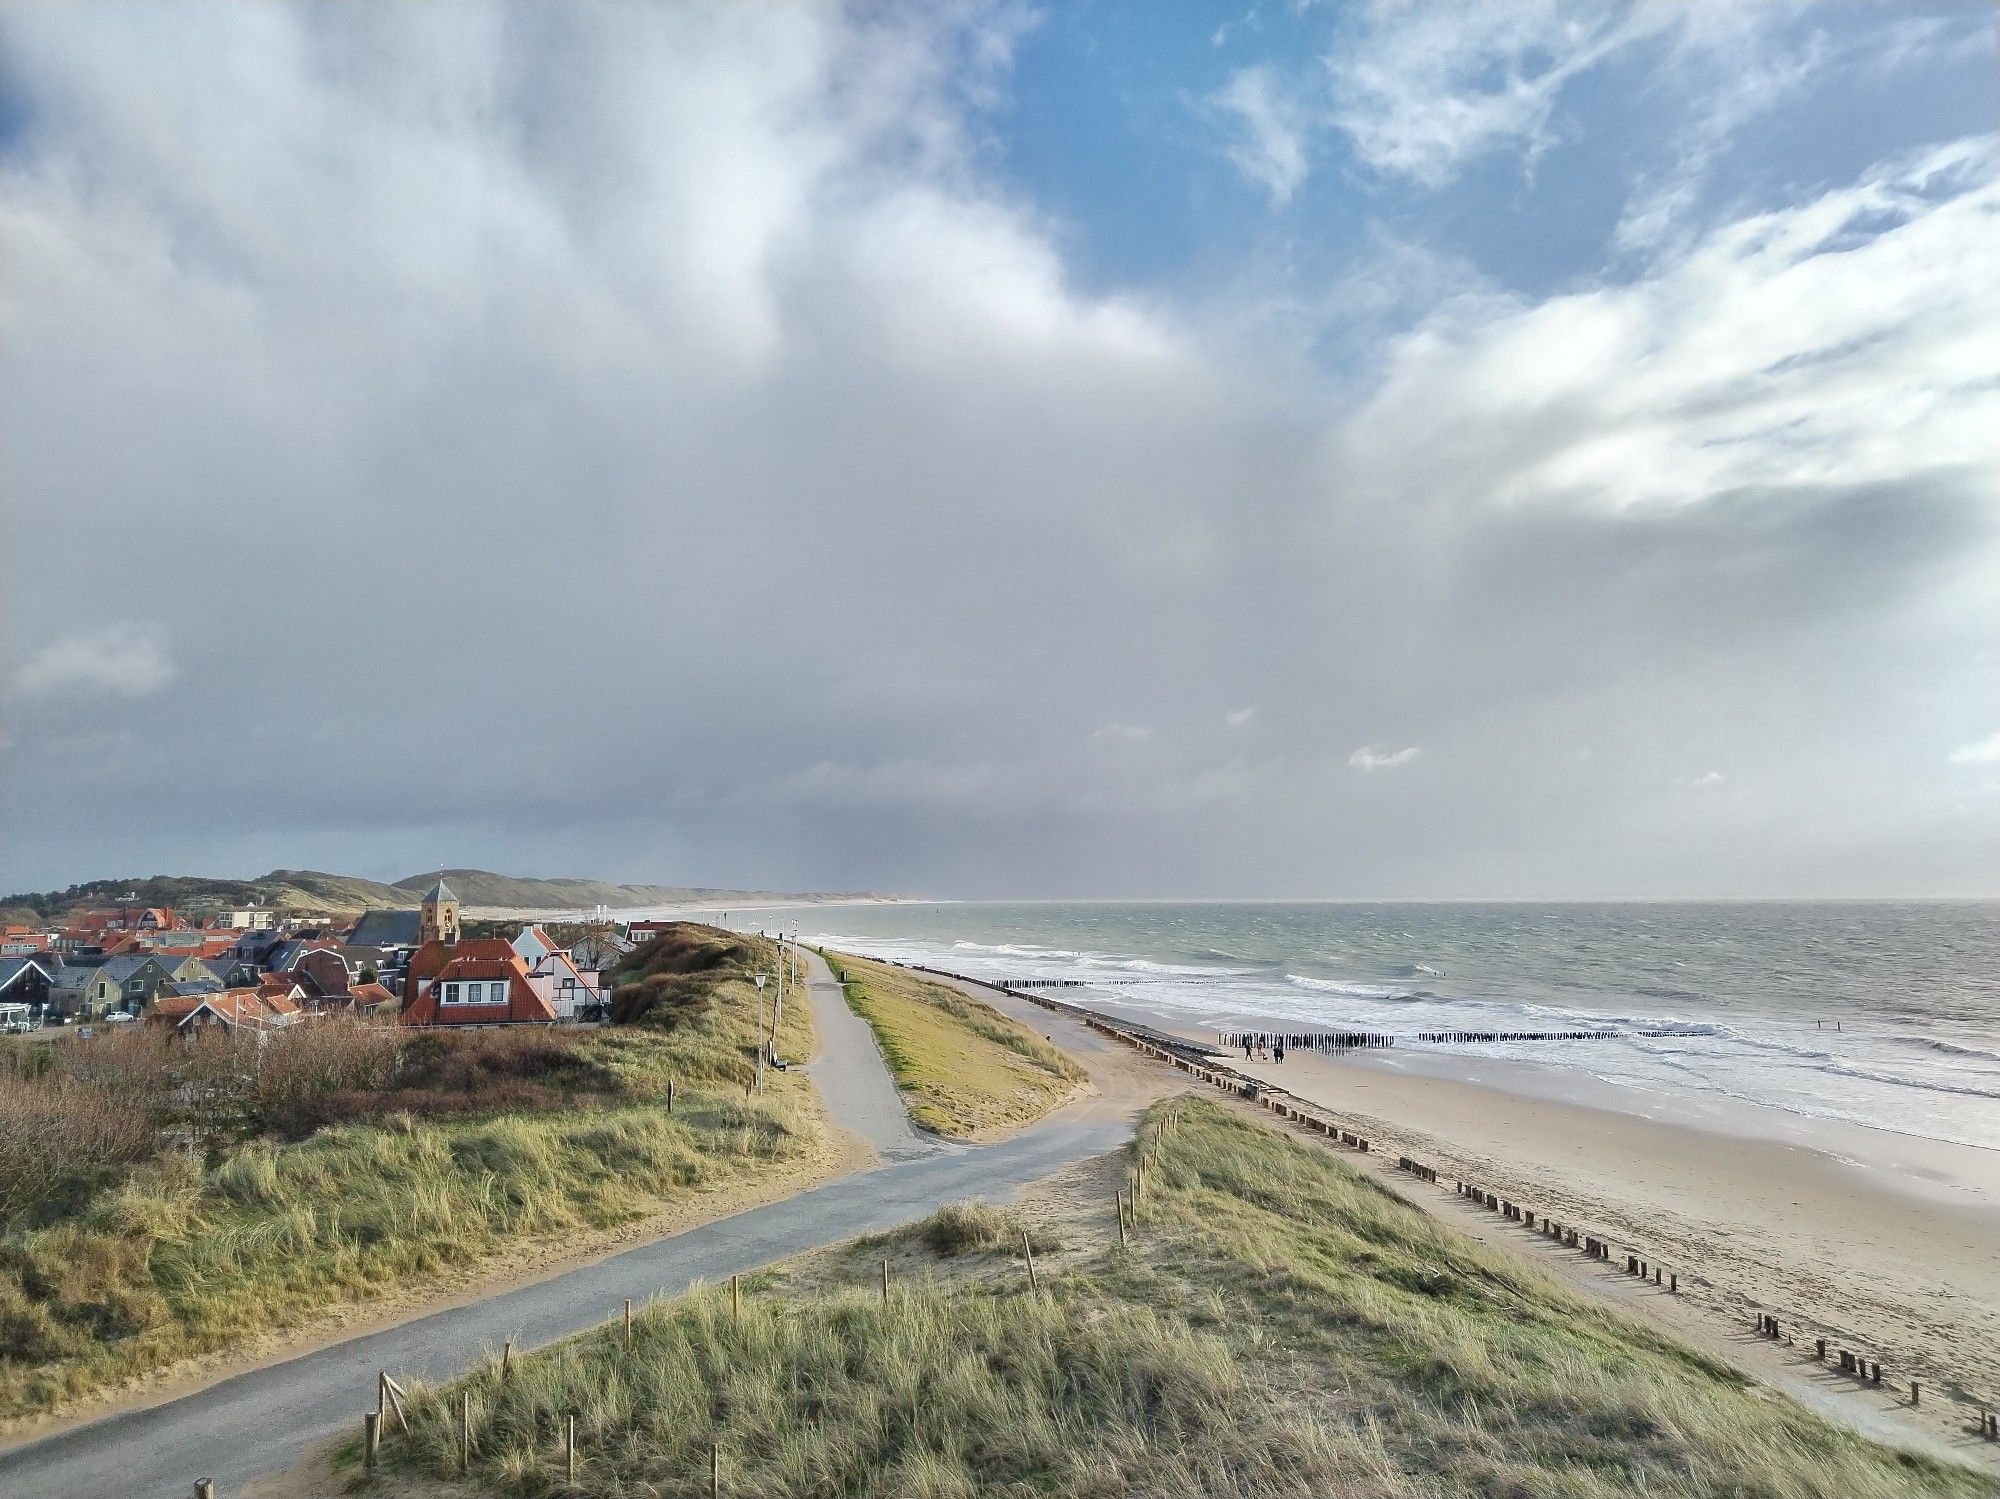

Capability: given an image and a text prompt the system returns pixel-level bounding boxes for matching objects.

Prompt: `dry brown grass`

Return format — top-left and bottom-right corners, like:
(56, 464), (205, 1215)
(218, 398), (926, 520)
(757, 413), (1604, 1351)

(825, 952), (1084, 1137)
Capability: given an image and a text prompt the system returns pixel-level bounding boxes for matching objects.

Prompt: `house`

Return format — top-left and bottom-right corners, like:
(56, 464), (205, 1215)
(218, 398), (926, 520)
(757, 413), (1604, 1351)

(67, 954), (173, 1018)
(570, 929), (633, 971)
(626, 920), (678, 945)
(507, 927), (607, 1020)
(510, 925), (563, 968)
(258, 972), (309, 1008)
(203, 956), (263, 988)
(400, 938), (556, 1027)
(150, 988), (301, 1032)
(1, 928), (56, 957)
(290, 948), (354, 1003)
(345, 981), (398, 1016)
(0, 957), (54, 1016)
(73, 905), (173, 932)
(150, 952), (221, 986)
(223, 907), (276, 930)
(229, 928), (291, 966)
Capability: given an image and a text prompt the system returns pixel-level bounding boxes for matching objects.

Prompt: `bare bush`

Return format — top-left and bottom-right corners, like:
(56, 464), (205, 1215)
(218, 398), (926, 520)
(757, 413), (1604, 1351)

(0, 1074), (156, 1226)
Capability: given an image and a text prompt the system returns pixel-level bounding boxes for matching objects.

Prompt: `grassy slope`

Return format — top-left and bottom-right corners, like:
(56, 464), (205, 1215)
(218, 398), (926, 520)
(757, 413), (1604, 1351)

(388, 869), (851, 909)
(381, 1096), (1987, 1499)
(826, 952), (1085, 1138)
(0, 869), (411, 920)
(0, 933), (822, 1423)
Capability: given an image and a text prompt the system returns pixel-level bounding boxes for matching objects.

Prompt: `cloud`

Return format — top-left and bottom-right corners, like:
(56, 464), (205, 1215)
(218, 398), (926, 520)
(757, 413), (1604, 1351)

(1323, 1), (1852, 190)
(1950, 732), (2000, 765)
(1687, 770), (1726, 789)
(1209, 65), (1311, 205)
(1325, 3), (1670, 186)
(1344, 136), (2000, 515)
(1348, 745), (1420, 772)
(11, 624), (176, 700)
(0, 4), (1992, 899)
(1225, 707), (1257, 727)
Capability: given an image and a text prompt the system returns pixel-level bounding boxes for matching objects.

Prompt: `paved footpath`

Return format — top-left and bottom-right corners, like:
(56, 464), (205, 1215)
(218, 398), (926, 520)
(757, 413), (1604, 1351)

(0, 959), (1138, 1499)
(797, 946), (938, 1160)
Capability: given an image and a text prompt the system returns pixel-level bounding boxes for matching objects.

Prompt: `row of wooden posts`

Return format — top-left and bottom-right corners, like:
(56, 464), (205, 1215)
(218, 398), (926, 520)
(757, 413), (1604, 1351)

(1445, 1175), (1680, 1291)
(938, 967), (2000, 1447)
(336, 1196), (1094, 1498)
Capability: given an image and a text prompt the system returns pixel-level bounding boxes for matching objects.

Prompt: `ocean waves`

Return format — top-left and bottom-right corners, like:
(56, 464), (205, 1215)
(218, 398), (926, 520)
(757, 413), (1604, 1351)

(795, 901), (2000, 1151)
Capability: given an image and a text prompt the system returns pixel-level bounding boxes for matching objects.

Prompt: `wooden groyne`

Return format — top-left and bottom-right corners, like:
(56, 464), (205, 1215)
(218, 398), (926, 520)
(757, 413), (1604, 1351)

(887, 957), (1995, 1445)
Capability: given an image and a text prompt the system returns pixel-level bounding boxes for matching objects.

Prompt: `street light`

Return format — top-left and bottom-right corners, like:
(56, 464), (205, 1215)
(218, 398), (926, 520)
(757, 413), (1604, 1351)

(753, 972), (768, 1093)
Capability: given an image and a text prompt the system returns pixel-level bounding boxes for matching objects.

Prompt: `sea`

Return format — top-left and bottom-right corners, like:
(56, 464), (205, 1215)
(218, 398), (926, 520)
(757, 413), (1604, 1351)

(716, 901), (2000, 1152)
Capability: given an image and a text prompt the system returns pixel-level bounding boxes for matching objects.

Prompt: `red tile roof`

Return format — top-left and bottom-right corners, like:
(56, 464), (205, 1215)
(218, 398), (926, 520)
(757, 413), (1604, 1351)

(399, 946), (555, 1026)
(149, 987), (298, 1028)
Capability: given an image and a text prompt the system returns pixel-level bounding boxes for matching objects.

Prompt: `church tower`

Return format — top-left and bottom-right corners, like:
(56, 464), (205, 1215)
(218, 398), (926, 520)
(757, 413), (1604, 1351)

(419, 876), (460, 946)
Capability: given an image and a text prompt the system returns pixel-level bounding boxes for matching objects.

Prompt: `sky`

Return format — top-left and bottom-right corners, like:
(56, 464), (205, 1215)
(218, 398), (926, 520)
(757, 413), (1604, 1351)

(3, 0), (1996, 900)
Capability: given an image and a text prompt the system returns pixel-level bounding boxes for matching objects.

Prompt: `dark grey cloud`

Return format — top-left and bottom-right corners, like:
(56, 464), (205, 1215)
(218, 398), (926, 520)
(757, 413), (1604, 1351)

(3, 4), (1995, 898)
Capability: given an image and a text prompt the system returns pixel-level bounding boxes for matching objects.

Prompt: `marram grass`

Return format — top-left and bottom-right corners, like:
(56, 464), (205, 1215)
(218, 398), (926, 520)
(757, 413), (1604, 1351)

(387, 1097), (1993, 1498)
(827, 951), (1084, 1137)
(0, 931), (822, 1422)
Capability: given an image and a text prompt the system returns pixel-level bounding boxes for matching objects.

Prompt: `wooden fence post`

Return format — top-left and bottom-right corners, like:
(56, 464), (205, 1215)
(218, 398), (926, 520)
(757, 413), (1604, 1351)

(567, 1414), (577, 1483)
(501, 1340), (513, 1381)
(624, 1298), (634, 1350)
(1116, 1191), (1128, 1247)
(881, 1257), (890, 1305)
(1022, 1229), (1040, 1292)
(364, 1411), (380, 1472)
(193, 1483), (215, 1499)
(711, 1441), (722, 1498)
(459, 1389), (472, 1473)
(733, 1274), (742, 1323)
(667, 1077), (676, 1115)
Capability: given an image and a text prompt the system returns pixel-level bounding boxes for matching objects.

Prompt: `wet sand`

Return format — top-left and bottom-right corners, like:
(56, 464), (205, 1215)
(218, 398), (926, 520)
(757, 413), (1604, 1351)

(1169, 1026), (2000, 1443)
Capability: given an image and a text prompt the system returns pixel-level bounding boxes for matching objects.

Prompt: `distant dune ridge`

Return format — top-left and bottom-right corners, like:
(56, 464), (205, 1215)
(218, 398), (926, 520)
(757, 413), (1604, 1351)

(1, 867), (875, 920)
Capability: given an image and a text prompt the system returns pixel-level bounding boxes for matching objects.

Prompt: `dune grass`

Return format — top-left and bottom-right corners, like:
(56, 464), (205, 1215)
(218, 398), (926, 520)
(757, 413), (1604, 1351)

(380, 1096), (1988, 1498)
(825, 952), (1084, 1137)
(0, 928), (823, 1423)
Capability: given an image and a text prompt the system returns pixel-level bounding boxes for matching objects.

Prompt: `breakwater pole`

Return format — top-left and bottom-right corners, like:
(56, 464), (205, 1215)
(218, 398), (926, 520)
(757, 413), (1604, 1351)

(897, 959), (1996, 1443)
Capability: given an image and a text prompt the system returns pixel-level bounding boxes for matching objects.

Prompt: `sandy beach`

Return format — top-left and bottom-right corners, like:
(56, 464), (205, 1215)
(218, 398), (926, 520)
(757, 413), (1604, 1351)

(1157, 1025), (2000, 1438)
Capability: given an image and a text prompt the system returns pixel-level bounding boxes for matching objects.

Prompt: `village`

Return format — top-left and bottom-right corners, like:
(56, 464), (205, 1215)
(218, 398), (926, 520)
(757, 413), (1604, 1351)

(0, 879), (677, 1035)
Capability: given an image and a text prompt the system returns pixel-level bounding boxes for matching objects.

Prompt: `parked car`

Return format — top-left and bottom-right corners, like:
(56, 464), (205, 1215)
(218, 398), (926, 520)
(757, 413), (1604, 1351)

(105, 1010), (137, 1024)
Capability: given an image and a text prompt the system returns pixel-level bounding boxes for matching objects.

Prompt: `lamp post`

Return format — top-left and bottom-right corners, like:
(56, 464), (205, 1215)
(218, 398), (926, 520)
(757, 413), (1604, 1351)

(753, 972), (767, 1093)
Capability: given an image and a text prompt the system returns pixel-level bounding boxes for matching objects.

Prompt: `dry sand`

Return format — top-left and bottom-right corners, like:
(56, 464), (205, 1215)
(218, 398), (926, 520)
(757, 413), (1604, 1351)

(1169, 1031), (2000, 1466)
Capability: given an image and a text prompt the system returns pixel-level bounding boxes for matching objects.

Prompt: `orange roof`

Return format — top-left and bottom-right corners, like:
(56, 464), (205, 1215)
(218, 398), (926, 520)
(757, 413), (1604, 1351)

(149, 987), (295, 1023)
(400, 947), (554, 1027)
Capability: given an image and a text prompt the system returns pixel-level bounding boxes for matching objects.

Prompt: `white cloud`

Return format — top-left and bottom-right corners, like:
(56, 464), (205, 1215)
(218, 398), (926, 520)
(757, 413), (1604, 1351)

(1326, 2), (1673, 187)
(1209, 66), (1310, 206)
(1324, 1), (1845, 190)
(1344, 136), (2000, 515)
(1950, 732), (2000, 765)
(1225, 706), (1257, 727)
(11, 623), (176, 700)
(1688, 770), (1726, 789)
(1348, 744), (1420, 771)
(1091, 723), (1153, 742)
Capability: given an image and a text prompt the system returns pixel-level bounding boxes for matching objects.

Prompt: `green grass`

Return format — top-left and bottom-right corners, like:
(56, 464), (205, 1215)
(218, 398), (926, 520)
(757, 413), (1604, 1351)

(826, 952), (1084, 1138)
(382, 1097), (1991, 1498)
(0, 928), (824, 1422)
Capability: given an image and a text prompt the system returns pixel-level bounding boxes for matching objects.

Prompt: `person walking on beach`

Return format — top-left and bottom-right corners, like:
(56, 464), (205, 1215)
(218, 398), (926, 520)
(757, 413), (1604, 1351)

(1275, 1039), (1285, 1063)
